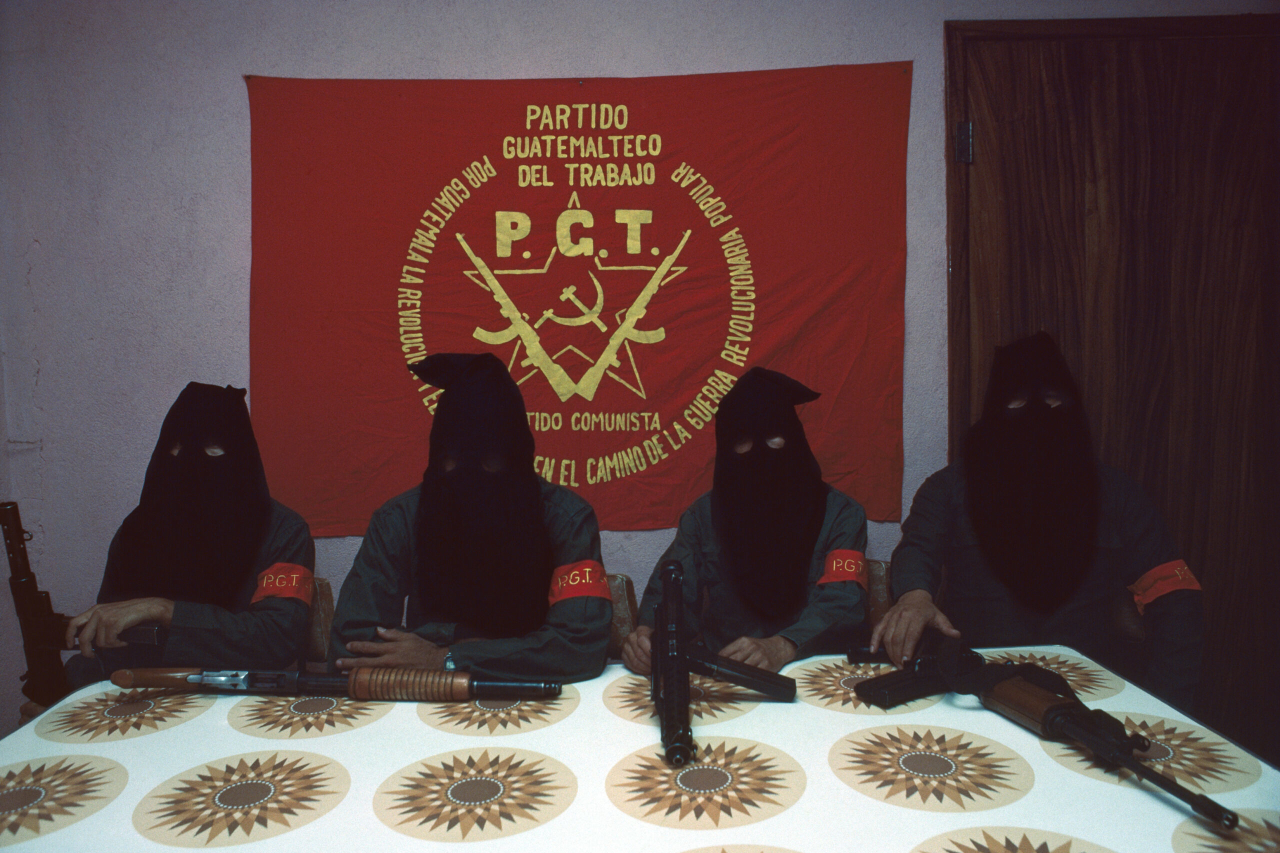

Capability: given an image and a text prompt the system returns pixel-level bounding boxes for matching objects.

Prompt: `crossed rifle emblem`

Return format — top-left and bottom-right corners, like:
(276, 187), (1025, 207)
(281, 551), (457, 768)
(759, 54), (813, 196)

(456, 231), (691, 402)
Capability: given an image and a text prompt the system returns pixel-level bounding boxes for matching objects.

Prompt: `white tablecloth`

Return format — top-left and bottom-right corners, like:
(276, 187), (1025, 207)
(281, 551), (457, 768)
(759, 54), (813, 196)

(0, 647), (1275, 852)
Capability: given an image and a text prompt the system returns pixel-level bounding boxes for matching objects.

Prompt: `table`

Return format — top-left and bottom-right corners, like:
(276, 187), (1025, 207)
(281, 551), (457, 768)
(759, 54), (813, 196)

(0, 647), (1275, 851)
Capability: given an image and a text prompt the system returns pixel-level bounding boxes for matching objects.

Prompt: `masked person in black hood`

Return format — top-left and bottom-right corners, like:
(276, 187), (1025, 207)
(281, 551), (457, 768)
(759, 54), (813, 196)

(330, 353), (611, 681)
(64, 383), (315, 684)
(622, 367), (869, 675)
(872, 332), (1204, 709)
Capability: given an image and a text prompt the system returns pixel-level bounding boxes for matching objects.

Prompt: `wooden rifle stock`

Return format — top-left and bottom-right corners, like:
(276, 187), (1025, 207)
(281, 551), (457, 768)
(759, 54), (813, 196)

(981, 672), (1080, 736)
(110, 668), (202, 689)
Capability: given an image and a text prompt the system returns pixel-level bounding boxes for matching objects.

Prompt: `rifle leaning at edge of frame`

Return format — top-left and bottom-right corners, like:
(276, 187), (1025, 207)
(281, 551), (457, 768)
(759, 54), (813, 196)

(650, 560), (798, 767)
(2, 501), (72, 707)
(111, 666), (562, 702)
(1, 501), (158, 708)
(853, 637), (1239, 831)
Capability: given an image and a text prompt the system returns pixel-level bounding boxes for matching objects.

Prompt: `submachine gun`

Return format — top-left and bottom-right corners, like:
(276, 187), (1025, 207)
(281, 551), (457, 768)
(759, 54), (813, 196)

(852, 634), (1238, 831)
(650, 560), (797, 766)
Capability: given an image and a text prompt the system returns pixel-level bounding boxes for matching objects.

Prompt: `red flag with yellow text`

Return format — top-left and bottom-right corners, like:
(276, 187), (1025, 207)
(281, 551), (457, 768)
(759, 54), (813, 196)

(248, 64), (909, 536)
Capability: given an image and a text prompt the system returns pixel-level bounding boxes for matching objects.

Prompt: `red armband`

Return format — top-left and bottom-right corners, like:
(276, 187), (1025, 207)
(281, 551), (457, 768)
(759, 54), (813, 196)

(547, 560), (611, 606)
(1127, 559), (1201, 615)
(250, 563), (315, 606)
(819, 549), (867, 588)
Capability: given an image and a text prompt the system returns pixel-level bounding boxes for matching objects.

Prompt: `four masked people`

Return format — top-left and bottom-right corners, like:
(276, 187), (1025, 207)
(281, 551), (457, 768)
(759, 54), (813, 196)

(61, 344), (1204, 709)
(64, 382), (316, 686)
(871, 333), (1203, 709)
(620, 366), (869, 675)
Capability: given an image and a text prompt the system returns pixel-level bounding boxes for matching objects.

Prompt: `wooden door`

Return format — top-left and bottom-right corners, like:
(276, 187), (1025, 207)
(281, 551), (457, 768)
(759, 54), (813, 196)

(946, 15), (1280, 764)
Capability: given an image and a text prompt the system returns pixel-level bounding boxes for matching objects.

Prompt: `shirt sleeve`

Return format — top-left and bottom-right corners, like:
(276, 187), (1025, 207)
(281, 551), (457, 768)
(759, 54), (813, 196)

(163, 505), (316, 669)
(889, 468), (956, 600)
(447, 492), (611, 682)
(776, 491), (868, 655)
(329, 499), (419, 661)
(1109, 469), (1203, 709)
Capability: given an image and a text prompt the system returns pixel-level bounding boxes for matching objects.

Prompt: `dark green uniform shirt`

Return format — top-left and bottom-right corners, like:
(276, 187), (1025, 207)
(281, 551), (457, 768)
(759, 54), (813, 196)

(330, 479), (610, 682)
(637, 485), (868, 657)
(890, 462), (1202, 709)
(161, 500), (314, 668)
(68, 500), (315, 686)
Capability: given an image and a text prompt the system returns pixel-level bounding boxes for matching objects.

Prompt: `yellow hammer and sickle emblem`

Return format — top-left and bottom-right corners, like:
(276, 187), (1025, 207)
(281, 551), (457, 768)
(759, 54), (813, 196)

(459, 231), (691, 402)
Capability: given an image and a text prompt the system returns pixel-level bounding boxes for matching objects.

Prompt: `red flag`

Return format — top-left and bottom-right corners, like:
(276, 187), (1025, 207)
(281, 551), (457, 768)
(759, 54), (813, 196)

(249, 65), (909, 536)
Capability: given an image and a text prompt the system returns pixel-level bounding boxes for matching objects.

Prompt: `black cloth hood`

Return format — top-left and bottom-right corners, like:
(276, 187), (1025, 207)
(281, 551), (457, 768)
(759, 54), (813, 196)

(976, 331), (1086, 425)
(712, 367), (827, 621)
(408, 353), (552, 637)
(100, 382), (272, 608)
(411, 352), (535, 476)
(963, 332), (1100, 614)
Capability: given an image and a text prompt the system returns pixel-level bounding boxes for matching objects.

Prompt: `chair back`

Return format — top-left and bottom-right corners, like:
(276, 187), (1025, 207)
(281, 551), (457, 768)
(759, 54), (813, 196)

(305, 577), (335, 670)
(606, 573), (639, 659)
(865, 559), (893, 629)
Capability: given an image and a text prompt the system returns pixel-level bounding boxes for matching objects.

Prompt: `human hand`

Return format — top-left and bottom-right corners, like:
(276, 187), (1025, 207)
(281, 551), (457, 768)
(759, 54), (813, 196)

(717, 635), (797, 672)
(65, 598), (174, 658)
(868, 589), (960, 667)
(335, 627), (448, 671)
(621, 625), (654, 675)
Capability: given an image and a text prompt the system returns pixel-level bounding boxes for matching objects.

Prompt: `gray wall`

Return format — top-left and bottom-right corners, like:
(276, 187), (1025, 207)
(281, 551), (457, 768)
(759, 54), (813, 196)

(2, 0), (1269, 732)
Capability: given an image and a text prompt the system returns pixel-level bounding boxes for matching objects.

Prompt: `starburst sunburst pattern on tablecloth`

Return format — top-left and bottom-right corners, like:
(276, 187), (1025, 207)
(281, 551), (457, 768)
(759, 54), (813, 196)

(133, 750), (348, 847)
(1044, 713), (1261, 794)
(228, 695), (393, 739)
(910, 825), (1120, 853)
(374, 747), (575, 842)
(1172, 809), (1280, 853)
(606, 737), (804, 828)
(982, 650), (1124, 700)
(417, 684), (579, 735)
(0, 755), (127, 845)
(35, 688), (214, 742)
(832, 724), (1033, 812)
(603, 674), (759, 725)
(791, 658), (942, 714)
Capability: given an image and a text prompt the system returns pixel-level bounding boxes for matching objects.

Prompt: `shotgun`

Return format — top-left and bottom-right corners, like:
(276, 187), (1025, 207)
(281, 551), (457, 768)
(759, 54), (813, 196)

(111, 666), (562, 702)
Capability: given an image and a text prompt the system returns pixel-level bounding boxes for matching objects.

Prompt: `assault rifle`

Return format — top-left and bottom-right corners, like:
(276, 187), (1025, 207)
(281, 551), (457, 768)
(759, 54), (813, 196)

(111, 666), (561, 702)
(2, 501), (158, 707)
(2, 501), (72, 706)
(650, 560), (797, 766)
(854, 637), (1238, 830)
